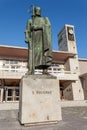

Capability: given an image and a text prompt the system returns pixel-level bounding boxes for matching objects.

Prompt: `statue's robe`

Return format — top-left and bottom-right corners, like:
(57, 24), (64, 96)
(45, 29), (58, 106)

(25, 16), (52, 71)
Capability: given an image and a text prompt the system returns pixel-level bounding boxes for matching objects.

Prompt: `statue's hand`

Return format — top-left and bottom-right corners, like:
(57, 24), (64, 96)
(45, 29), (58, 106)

(25, 39), (29, 43)
(31, 25), (34, 30)
(25, 39), (31, 44)
(31, 24), (43, 30)
(29, 40), (32, 44)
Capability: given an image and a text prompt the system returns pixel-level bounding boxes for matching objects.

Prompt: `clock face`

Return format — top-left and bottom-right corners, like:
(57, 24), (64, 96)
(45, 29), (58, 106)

(67, 27), (74, 41)
(69, 29), (74, 35)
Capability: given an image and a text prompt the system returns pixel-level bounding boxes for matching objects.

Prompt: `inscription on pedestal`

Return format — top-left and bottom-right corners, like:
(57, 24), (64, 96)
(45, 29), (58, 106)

(32, 90), (52, 95)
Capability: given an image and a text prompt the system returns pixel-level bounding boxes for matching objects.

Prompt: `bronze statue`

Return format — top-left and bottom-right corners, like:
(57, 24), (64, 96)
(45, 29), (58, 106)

(25, 6), (52, 74)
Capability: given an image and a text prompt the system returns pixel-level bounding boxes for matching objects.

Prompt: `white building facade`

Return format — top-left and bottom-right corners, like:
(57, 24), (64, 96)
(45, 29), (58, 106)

(0, 24), (87, 103)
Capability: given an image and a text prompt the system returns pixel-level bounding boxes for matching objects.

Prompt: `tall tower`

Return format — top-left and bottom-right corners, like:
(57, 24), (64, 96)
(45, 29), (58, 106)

(58, 24), (84, 100)
(58, 24), (77, 53)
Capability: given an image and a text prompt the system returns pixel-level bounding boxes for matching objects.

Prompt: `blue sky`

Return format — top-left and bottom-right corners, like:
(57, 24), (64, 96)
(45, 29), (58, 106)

(0, 0), (87, 58)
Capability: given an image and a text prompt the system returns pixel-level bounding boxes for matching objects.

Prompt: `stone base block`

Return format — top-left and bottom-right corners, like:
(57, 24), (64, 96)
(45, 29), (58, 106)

(19, 75), (62, 125)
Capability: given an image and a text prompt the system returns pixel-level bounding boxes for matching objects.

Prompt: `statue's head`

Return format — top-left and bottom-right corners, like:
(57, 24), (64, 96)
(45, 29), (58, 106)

(35, 7), (41, 16)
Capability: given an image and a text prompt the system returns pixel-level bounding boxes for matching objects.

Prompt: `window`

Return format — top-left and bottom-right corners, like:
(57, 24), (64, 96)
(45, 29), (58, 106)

(14, 61), (18, 64)
(48, 68), (52, 70)
(15, 89), (19, 96)
(5, 60), (9, 64)
(5, 65), (9, 71)
(9, 60), (18, 64)
(0, 90), (1, 101)
(10, 60), (14, 64)
(11, 66), (15, 71)
(53, 68), (57, 71)
(5, 87), (19, 102)
(16, 66), (20, 69)
(15, 89), (19, 101)
(8, 89), (12, 96)
(7, 89), (13, 101)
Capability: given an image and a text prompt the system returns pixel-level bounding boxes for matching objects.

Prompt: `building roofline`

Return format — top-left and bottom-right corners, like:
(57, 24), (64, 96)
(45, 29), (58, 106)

(53, 50), (76, 55)
(65, 24), (74, 28)
(0, 45), (28, 58)
(0, 45), (27, 50)
(0, 45), (76, 55)
(79, 58), (87, 61)
(80, 73), (87, 78)
(0, 45), (76, 62)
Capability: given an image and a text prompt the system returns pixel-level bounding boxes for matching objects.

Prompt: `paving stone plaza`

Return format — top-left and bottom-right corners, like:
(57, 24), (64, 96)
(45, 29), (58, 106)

(0, 107), (87, 130)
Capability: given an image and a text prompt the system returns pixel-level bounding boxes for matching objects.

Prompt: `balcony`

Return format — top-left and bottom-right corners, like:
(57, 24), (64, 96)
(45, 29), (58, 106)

(0, 68), (27, 79)
(35, 67), (78, 81)
(0, 67), (78, 81)
(48, 70), (78, 80)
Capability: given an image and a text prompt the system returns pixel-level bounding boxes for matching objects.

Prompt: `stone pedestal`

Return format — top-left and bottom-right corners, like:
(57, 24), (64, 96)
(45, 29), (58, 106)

(19, 75), (62, 126)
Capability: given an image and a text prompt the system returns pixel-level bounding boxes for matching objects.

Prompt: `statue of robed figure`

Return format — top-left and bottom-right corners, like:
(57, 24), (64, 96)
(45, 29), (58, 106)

(25, 6), (53, 74)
